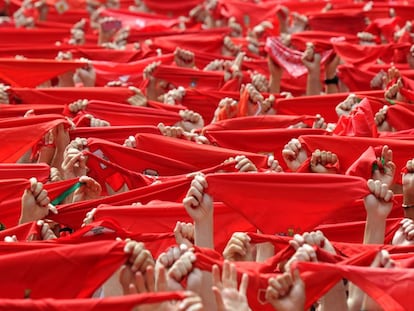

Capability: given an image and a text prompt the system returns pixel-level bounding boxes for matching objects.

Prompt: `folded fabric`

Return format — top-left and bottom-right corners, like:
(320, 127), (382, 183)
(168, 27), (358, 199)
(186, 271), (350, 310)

(333, 97), (378, 137)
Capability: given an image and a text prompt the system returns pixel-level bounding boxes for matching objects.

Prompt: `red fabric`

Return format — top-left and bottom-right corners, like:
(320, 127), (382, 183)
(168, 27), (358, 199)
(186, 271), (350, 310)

(307, 10), (366, 34)
(265, 36), (334, 78)
(92, 54), (174, 86)
(0, 292), (187, 311)
(84, 149), (155, 194)
(180, 89), (240, 124)
(0, 163), (50, 182)
(205, 173), (369, 235)
(0, 28), (69, 45)
(94, 202), (255, 255)
(0, 45), (69, 59)
(8, 87), (134, 107)
(100, 8), (179, 30)
(316, 217), (402, 244)
(0, 178), (79, 228)
(70, 125), (159, 145)
(152, 65), (225, 90)
(62, 219), (174, 256)
(364, 17), (402, 43)
(0, 114), (68, 163)
(87, 137), (198, 177)
(134, 133), (269, 171)
(204, 128), (326, 171)
(76, 100), (181, 126)
(0, 104), (64, 118)
(333, 97), (378, 137)
(217, 0), (280, 30)
(0, 221), (42, 241)
(345, 146), (380, 179)
(333, 42), (397, 66)
(0, 58), (85, 87)
(386, 103), (414, 131)
(50, 177), (192, 229)
(297, 260), (414, 311)
(290, 31), (359, 52)
(337, 63), (378, 92)
(275, 91), (384, 123)
(71, 47), (145, 64)
(149, 30), (227, 54)
(143, 0), (201, 16)
(299, 135), (414, 184)
(0, 178), (29, 226)
(0, 240), (127, 299)
(203, 115), (316, 132)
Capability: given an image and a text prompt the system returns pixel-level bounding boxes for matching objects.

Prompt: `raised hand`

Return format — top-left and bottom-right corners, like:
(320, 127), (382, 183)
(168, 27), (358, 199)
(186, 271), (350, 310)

(212, 260), (250, 311)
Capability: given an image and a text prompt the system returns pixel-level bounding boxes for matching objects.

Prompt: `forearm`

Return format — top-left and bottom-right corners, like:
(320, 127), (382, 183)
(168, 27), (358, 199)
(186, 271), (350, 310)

(347, 283), (364, 311)
(306, 70), (322, 96)
(363, 215), (386, 244)
(199, 271), (217, 311)
(269, 74), (281, 94)
(319, 280), (348, 311)
(194, 218), (214, 249)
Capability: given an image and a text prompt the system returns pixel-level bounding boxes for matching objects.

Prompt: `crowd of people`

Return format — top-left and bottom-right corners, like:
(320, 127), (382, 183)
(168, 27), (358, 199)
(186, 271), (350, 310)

(1, 0), (414, 310)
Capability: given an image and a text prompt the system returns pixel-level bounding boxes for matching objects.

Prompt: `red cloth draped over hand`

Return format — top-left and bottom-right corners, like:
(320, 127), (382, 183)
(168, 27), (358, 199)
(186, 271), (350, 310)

(333, 97), (378, 137)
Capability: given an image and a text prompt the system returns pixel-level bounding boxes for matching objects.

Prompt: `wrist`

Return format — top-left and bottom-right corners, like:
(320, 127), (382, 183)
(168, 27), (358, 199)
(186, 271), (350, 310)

(324, 75), (339, 85)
